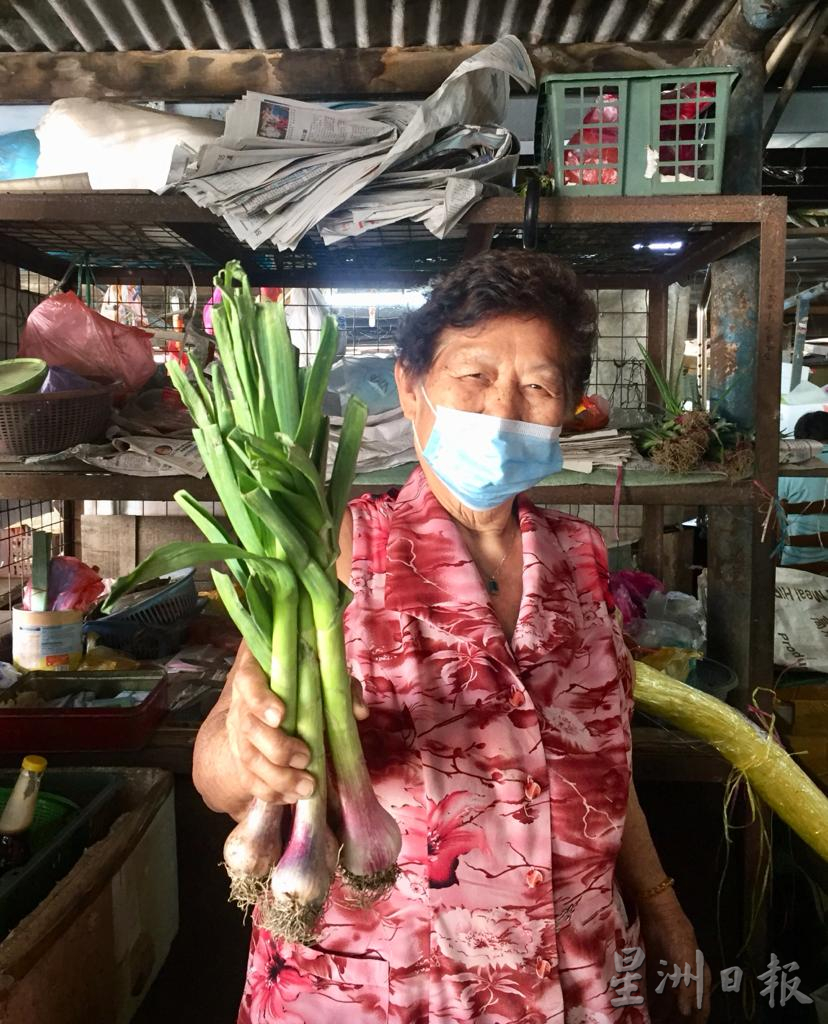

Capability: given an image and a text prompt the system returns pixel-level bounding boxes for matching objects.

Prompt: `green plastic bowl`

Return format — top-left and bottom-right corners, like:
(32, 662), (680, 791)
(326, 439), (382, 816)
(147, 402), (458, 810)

(0, 786), (78, 852)
(0, 770), (122, 939)
(0, 358), (47, 396)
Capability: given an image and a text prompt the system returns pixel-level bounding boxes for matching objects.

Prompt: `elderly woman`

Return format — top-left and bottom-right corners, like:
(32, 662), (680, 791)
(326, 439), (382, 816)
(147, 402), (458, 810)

(193, 251), (710, 1024)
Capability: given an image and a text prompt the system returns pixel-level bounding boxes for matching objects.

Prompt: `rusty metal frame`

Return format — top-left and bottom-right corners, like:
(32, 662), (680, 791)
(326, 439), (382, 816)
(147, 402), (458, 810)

(0, 191), (788, 701)
(0, 192), (789, 289)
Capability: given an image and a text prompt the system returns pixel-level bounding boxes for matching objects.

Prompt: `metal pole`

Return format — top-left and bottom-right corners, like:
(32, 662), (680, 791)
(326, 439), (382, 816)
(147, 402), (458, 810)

(790, 295), (810, 390)
(782, 279), (828, 310)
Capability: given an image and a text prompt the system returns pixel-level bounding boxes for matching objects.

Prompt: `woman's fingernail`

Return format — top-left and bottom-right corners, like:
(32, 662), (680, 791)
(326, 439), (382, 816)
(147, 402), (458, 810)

(296, 778), (315, 798)
(289, 752), (309, 770)
(265, 708), (281, 726)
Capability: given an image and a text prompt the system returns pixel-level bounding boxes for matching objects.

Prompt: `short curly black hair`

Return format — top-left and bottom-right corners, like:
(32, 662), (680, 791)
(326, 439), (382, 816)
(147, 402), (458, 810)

(396, 250), (597, 405)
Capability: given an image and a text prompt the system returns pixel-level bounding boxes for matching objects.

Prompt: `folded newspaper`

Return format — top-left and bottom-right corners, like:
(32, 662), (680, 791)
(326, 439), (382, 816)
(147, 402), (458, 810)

(167, 36), (535, 249)
(560, 430), (636, 474)
(779, 438), (824, 464)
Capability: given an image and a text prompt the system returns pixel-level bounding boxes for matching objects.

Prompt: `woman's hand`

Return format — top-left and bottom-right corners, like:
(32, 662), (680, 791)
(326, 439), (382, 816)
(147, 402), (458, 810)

(225, 641), (368, 806)
(639, 894), (712, 1023)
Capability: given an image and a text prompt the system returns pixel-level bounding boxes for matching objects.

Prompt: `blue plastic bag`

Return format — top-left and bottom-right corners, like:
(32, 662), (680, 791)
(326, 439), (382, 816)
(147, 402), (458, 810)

(0, 130), (39, 180)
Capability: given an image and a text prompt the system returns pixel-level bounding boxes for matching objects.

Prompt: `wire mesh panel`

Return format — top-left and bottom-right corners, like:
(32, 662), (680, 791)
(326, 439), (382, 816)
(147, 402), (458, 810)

(590, 289), (649, 424)
(0, 264), (65, 615)
(541, 288), (648, 552)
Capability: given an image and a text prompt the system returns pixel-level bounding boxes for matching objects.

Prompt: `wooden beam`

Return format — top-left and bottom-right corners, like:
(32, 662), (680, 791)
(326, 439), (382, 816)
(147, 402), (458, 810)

(0, 192), (209, 223)
(0, 191), (783, 228)
(0, 463), (758, 505)
(0, 42), (707, 103)
(0, 41), (823, 103)
(464, 194), (784, 226)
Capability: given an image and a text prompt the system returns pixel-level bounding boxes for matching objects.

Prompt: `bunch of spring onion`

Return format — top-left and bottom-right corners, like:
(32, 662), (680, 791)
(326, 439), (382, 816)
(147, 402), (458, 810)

(103, 261), (401, 940)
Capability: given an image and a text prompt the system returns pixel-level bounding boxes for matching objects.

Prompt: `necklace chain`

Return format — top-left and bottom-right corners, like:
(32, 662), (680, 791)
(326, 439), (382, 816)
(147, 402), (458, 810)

(481, 526), (519, 594)
(487, 547), (512, 582)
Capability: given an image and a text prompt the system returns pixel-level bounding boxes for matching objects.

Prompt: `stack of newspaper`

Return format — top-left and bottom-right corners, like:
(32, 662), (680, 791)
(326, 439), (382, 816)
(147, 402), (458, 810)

(167, 36), (534, 250)
(560, 430), (636, 474)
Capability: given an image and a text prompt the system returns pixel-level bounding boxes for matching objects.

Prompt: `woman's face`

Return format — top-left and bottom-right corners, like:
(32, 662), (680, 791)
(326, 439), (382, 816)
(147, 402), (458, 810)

(396, 313), (569, 446)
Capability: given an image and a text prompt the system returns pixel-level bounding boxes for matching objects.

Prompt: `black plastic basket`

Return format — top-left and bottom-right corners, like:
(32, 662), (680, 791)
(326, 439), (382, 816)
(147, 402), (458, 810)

(0, 387), (112, 457)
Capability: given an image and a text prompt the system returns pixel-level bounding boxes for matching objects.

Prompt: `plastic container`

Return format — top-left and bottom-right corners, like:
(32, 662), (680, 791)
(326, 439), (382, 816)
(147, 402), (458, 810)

(0, 386), (112, 457)
(685, 657), (738, 702)
(12, 608), (83, 672)
(535, 67), (739, 196)
(0, 670), (168, 752)
(84, 569), (203, 660)
(0, 358), (47, 396)
(0, 768), (122, 939)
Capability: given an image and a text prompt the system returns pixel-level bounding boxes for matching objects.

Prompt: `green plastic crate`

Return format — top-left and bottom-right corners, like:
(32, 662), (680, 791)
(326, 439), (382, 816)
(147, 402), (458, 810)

(535, 67), (739, 196)
(0, 768), (122, 939)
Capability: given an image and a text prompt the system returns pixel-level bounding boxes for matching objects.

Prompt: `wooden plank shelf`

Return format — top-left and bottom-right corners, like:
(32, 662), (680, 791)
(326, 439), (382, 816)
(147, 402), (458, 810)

(0, 461), (757, 506)
(779, 460), (828, 477)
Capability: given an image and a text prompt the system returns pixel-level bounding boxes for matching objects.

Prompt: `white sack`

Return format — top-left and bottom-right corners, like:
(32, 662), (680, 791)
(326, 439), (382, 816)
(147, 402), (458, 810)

(36, 99), (222, 191)
(774, 567), (828, 672)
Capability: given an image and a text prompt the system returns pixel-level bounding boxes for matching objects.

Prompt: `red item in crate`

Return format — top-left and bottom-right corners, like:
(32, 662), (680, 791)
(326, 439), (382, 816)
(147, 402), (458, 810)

(564, 81), (717, 186)
(0, 670), (168, 752)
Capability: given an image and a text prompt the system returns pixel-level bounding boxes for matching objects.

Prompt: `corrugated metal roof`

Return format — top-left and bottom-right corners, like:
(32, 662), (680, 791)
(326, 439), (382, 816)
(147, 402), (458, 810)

(0, 0), (736, 53)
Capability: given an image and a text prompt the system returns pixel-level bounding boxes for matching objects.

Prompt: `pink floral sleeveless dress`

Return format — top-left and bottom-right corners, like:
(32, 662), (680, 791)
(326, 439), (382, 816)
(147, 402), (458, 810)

(238, 467), (647, 1024)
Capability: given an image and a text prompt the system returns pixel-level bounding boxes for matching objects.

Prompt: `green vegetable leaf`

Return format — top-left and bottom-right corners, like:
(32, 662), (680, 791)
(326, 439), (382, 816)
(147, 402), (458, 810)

(103, 540), (295, 613)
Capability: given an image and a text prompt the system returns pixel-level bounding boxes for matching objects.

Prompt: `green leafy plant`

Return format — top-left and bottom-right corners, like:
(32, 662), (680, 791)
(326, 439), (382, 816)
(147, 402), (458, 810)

(634, 343), (751, 475)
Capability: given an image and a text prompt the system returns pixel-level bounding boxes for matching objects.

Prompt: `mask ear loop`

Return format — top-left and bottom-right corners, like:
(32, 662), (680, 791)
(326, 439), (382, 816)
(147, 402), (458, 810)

(412, 385), (437, 454)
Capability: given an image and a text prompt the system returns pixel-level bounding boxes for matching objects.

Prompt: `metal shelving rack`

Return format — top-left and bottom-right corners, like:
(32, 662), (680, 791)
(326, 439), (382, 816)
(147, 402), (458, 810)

(0, 190), (789, 702)
(0, 189), (790, 995)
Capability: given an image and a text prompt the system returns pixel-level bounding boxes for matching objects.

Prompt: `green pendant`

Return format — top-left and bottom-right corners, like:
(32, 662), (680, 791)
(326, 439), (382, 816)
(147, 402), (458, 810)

(486, 578), (499, 595)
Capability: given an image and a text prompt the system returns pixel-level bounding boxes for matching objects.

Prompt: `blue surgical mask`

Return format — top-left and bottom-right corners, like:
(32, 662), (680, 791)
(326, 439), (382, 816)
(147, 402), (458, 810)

(414, 388), (563, 511)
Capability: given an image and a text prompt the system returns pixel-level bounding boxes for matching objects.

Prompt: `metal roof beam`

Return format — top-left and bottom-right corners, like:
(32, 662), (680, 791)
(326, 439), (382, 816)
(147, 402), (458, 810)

(81, 0), (129, 51)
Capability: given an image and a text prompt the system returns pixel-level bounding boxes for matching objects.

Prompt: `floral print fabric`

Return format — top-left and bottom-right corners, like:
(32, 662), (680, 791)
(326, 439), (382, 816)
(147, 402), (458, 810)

(238, 468), (647, 1024)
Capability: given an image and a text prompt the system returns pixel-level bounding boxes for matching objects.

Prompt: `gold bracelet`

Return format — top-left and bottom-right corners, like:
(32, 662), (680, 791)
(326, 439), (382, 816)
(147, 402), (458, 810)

(638, 876), (675, 901)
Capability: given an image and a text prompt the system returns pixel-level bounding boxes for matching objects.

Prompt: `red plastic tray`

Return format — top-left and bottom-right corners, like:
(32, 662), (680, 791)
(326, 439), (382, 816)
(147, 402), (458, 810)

(0, 670), (168, 752)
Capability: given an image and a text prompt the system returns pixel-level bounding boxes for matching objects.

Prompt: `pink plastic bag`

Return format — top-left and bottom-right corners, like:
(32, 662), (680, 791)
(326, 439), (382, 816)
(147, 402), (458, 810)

(608, 570), (665, 627)
(23, 555), (104, 612)
(20, 291), (155, 396)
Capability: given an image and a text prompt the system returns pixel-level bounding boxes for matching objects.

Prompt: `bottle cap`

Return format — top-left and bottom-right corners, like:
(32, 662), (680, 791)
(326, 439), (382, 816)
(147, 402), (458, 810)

(22, 755), (47, 774)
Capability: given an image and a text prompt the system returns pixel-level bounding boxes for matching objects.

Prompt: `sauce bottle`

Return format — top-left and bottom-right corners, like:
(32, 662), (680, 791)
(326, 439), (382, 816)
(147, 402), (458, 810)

(0, 755), (47, 873)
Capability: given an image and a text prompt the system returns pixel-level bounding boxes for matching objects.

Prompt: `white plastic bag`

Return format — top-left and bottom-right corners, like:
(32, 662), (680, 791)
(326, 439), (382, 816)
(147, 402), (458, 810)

(774, 567), (828, 672)
(36, 99), (222, 191)
(327, 352), (399, 415)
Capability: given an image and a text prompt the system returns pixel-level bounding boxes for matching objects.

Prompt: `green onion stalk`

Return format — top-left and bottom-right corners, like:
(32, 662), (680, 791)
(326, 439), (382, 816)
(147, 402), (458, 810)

(102, 262), (401, 935)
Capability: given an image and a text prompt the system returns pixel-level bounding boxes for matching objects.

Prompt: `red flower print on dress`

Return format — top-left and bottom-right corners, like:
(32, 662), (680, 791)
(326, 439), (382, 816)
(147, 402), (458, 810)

(408, 789), (489, 888)
(238, 469), (648, 1024)
(244, 937), (314, 1024)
